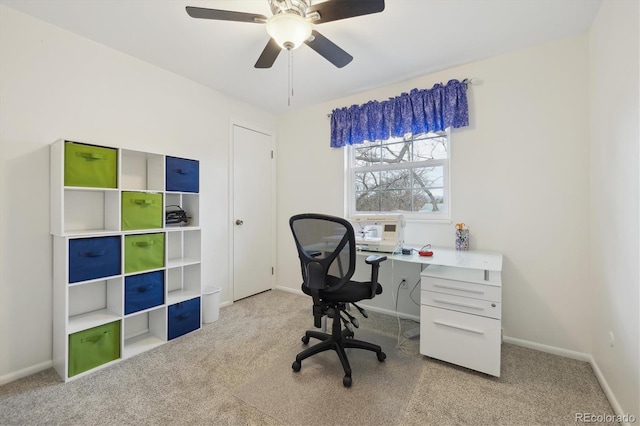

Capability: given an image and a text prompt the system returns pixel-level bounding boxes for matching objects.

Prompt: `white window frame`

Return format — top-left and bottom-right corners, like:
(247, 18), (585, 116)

(345, 130), (451, 222)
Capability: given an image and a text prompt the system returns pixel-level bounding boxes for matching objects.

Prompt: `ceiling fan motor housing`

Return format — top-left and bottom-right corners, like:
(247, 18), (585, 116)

(269, 0), (312, 18)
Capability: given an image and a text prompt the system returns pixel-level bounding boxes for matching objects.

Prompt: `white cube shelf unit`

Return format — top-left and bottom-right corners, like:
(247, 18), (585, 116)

(51, 139), (202, 382)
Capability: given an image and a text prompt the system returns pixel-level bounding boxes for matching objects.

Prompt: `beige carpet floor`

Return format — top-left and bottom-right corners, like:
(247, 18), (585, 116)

(0, 289), (615, 425)
(235, 330), (423, 425)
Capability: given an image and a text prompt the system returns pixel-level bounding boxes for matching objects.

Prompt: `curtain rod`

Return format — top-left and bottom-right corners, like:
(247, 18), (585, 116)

(326, 78), (479, 118)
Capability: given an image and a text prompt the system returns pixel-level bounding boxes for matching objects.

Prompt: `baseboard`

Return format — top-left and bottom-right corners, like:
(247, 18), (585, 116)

(275, 285), (303, 296)
(504, 336), (629, 424)
(0, 360), (53, 386)
(587, 355), (631, 425)
(502, 336), (590, 362)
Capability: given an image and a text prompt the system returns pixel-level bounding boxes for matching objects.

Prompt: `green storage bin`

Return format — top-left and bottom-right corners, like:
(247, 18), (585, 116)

(68, 321), (120, 377)
(64, 142), (117, 188)
(122, 192), (163, 230)
(125, 233), (165, 273)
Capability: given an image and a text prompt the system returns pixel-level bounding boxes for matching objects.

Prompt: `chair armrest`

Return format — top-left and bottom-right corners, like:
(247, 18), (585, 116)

(365, 255), (387, 298)
(365, 255), (387, 265)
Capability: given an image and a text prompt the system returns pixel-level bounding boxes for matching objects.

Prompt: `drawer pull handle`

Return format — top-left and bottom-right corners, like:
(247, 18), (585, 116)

(433, 320), (484, 335)
(76, 152), (106, 161)
(80, 330), (110, 343)
(133, 241), (154, 247)
(174, 168), (188, 175)
(433, 298), (484, 310)
(433, 283), (484, 294)
(176, 312), (192, 320)
(83, 250), (107, 257)
(131, 199), (155, 205)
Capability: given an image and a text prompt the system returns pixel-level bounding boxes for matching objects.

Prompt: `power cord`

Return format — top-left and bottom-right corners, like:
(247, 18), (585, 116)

(409, 278), (421, 306)
(389, 260), (419, 356)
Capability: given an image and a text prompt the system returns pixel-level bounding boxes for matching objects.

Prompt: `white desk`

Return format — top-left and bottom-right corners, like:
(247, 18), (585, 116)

(359, 247), (503, 377)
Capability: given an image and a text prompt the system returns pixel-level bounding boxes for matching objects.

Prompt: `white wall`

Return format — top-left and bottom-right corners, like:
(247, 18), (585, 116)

(589, 0), (639, 418)
(277, 35), (593, 351)
(0, 5), (275, 382)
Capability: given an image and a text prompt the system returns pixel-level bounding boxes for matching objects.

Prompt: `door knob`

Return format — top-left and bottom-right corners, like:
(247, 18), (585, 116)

(235, 219), (244, 225)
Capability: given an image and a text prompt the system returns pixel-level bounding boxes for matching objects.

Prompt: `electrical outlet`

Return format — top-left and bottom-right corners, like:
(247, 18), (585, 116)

(400, 276), (408, 289)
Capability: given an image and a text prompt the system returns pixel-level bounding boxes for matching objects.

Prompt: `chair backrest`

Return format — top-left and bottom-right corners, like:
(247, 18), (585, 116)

(289, 213), (356, 292)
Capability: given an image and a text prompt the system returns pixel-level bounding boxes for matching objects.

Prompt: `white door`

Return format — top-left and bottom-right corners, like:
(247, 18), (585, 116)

(232, 124), (274, 300)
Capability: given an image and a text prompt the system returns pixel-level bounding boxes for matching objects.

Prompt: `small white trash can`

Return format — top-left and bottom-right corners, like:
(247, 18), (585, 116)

(202, 286), (221, 324)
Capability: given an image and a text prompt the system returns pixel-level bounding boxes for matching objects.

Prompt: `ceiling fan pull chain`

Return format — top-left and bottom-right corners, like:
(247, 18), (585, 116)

(288, 48), (293, 106)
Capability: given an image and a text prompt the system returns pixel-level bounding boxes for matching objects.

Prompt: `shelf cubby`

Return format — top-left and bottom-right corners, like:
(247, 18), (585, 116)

(62, 188), (120, 234)
(123, 307), (166, 358)
(166, 263), (201, 305)
(120, 149), (164, 192)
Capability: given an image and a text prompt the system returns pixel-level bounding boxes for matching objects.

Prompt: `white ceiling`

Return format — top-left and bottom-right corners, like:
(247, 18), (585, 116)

(1, 0), (602, 114)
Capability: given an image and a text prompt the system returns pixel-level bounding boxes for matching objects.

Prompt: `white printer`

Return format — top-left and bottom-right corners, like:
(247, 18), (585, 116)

(350, 214), (405, 253)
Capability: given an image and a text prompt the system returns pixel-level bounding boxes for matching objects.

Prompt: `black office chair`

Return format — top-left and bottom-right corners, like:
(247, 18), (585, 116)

(289, 213), (388, 387)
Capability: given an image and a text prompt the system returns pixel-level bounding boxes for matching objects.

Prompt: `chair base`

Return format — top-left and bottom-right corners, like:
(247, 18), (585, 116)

(292, 309), (386, 387)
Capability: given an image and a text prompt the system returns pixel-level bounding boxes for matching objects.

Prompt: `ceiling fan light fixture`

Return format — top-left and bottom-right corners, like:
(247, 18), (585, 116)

(265, 13), (312, 50)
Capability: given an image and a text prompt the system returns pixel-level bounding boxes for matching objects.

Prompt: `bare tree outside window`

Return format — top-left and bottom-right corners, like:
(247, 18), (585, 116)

(350, 132), (449, 218)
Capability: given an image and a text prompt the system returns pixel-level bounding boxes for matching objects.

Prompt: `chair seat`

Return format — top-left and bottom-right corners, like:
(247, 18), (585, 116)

(301, 278), (382, 303)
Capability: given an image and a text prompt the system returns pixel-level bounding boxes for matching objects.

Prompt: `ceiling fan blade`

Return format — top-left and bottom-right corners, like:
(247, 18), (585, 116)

(304, 30), (353, 68)
(255, 38), (282, 68)
(307, 0), (385, 24)
(186, 6), (267, 23)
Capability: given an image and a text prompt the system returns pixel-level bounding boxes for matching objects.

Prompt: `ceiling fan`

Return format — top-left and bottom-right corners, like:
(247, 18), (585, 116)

(186, 0), (385, 69)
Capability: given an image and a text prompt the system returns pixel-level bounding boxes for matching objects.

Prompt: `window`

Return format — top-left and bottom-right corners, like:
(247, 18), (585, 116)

(347, 131), (450, 220)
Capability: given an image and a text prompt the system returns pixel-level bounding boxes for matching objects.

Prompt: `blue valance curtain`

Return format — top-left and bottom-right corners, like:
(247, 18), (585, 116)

(330, 79), (469, 148)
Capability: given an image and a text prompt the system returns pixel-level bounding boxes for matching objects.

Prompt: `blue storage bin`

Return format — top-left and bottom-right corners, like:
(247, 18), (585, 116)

(168, 297), (200, 340)
(166, 156), (199, 193)
(69, 236), (121, 283)
(125, 271), (165, 315)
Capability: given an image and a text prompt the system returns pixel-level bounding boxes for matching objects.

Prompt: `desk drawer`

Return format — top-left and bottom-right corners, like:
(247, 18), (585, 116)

(420, 305), (500, 376)
(421, 276), (500, 303)
(421, 290), (501, 319)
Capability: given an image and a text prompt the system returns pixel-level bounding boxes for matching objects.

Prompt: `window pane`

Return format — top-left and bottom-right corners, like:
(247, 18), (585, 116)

(381, 141), (411, 164)
(415, 188), (444, 212)
(413, 135), (448, 160)
(354, 144), (380, 167)
(381, 169), (410, 190)
(380, 189), (412, 211)
(411, 166), (443, 189)
(354, 171), (379, 192)
(355, 191), (380, 212)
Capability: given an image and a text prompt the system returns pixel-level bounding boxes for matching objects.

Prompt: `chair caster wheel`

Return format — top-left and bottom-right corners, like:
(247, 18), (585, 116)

(292, 361), (301, 372)
(377, 352), (387, 362)
(301, 335), (310, 345)
(343, 375), (352, 387)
